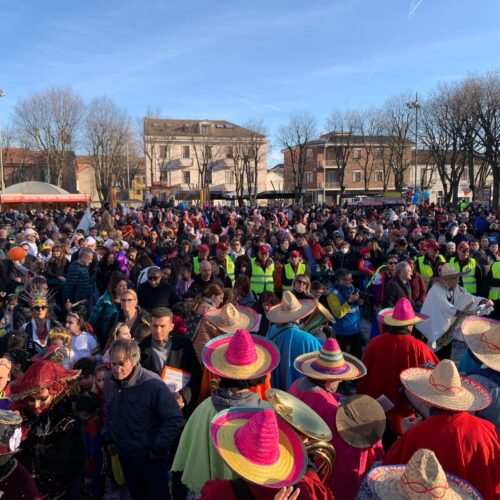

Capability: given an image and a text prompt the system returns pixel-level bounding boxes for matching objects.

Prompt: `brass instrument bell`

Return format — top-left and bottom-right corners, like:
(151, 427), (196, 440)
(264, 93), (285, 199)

(266, 389), (336, 483)
(301, 302), (336, 338)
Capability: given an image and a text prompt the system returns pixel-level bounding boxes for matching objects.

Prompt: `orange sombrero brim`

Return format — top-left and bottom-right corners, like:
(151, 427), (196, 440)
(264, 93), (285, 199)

(210, 407), (307, 488)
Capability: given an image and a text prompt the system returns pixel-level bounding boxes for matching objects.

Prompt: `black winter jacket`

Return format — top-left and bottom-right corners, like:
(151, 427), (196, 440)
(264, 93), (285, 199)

(103, 365), (184, 458)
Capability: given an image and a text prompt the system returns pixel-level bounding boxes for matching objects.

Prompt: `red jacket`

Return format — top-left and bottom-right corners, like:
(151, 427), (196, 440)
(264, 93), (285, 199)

(384, 412), (500, 500)
(357, 333), (438, 434)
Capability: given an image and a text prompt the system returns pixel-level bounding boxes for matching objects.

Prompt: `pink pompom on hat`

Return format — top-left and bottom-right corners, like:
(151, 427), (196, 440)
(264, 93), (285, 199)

(378, 298), (428, 327)
(202, 329), (280, 380)
(294, 338), (366, 381)
(210, 407), (307, 488)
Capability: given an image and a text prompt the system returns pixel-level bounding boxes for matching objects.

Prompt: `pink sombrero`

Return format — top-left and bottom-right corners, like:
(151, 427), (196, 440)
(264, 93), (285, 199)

(400, 359), (492, 412)
(210, 407), (307, 488)
(368, 448), (482, 499)
(294, 338), (367, 381)
(378, 298), (428, 327)
(202, 328), (280, 380)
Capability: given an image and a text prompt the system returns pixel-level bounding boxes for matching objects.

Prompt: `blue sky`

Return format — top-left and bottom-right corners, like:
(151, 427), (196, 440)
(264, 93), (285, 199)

(0, 0), (499, 164)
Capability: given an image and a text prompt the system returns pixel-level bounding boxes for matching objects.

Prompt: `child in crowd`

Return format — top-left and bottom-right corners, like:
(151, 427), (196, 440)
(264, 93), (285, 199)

(102, 323), (132, 365)
(74, 391), (103, 498)
(66, 312), (99, 364)
(74, 357), (97, 394)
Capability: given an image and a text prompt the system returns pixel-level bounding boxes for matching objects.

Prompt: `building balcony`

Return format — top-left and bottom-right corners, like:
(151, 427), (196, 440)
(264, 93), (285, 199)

(321, 181), (341, 189)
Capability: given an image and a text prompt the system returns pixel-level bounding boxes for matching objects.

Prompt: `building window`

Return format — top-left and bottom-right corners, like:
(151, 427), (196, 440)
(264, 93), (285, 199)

(225, 171), (235, 184)
(182, 146), (190, 158)
(183, 171), (191, 184)
(159, 146), (168, 158)
(205, 145), (212, 159)
(226, 146), (234, 159)
(201, 124), (210, 135)
(305, 172), (313, 184)
(247, 171), (255, 185)
(353, 148), (361, 160)
(326, 171), (339, 183)
(375, 171), (383, 182)
(374, 148), (383, 160)
(306, 148), (314, 160)
(353, 171), (362, 183)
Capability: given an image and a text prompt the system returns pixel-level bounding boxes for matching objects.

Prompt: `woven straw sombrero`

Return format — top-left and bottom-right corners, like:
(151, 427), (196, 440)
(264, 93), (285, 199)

(266, 291), (316, 324)
(368, 448), (482, 499)
(294, 338), (367, 381)
(433, 263), (470, 280)
(378, 298), (428, 327)
(336, 395), (386, 449)
(205, 303), (259, 334)
(210, 407), (307, 488)
(400, 359), (491, 412)
(202, 328), (280, 380)
(461, 316), (500, 372)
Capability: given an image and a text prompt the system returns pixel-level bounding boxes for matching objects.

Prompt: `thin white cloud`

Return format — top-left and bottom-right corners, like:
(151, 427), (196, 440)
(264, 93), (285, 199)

(409, 0), (425, 18)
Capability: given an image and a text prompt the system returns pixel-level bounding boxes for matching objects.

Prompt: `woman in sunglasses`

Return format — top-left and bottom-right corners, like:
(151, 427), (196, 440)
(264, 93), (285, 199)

(22, 291), (62, 358)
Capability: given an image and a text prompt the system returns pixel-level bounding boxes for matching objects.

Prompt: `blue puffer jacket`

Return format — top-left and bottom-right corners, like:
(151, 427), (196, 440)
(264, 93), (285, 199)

(103, 365), (184, 458)
(89, 291), (119, 347)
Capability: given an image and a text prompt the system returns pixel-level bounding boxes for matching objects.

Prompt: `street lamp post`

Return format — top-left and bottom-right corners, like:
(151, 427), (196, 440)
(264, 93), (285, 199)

(0, 89), (5, 193)
(406, 93), (420, 194)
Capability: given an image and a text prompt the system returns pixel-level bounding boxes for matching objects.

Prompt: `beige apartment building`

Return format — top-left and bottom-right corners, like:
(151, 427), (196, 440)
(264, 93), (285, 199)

(284, 132), (412, 203)
(143, 118), (267, 202)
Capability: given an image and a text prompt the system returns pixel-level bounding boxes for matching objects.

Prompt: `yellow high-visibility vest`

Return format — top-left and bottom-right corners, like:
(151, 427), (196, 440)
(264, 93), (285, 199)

(282, 262), (306, 291)
(250, 257), (275, 294)
(489, 261), (500, 300)
(449, 257), (477, 294)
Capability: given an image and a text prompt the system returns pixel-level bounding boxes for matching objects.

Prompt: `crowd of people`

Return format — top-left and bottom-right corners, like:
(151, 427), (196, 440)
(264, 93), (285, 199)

(0, 198), (498, 500)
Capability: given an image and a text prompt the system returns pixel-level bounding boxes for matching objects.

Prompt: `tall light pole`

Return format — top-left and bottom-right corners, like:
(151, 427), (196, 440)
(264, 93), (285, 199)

(406, 93), (420, 193)
(0, 89), (5, 193)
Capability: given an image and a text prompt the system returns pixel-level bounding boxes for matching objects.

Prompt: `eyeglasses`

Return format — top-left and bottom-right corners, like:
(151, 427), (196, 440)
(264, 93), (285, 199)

(33, 306), (48, 311)
(296, 280), (308, 286)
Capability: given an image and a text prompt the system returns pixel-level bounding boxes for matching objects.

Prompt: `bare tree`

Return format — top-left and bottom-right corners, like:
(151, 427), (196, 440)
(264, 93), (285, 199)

(139, 109), (175, 186)
(357, 109), (383, 191)
(277, 111), (317, 203)
(324, 110), (361, 198)
(470, 72), (500, 208)
(420, 84), (468, 204)
(382, 94), (413, 192)
(189, 123), (225, 202)
(83, 96), (132, 206)
(243, 119), (267, 204)
(232, 141), (247, 206)
(13, 86), (83, 186)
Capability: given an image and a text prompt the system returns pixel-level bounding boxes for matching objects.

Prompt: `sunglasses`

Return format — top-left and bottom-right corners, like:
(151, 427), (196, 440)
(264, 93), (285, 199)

(33, 306), (48, 311)
(388, 261), (398, 265)
(296, 280), (309, 285)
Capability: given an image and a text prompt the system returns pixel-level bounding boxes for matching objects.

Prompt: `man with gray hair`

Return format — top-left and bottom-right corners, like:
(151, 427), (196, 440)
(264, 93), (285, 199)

(382, 260), (414, 308)
(103, 339), (184, 500)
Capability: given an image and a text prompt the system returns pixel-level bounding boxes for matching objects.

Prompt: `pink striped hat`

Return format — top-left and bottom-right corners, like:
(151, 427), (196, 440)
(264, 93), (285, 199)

(294, 338), (366, 381)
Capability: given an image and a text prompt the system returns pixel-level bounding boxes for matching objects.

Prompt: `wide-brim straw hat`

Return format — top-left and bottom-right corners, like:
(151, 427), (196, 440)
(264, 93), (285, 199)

(461, 316), (500, 372)
(400, 359), (491, 412)
(378, 298), (428, 326)
(335, 395), (386, 449)
(266, 291), (316, 324)
(202, 329), (280, 380)
(210, 407), (307, 488)
(368, 448), (482, 499)
(433, 263), (470, 280)
(294, 338), (367, 381)
(205, 303), (259, 334)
